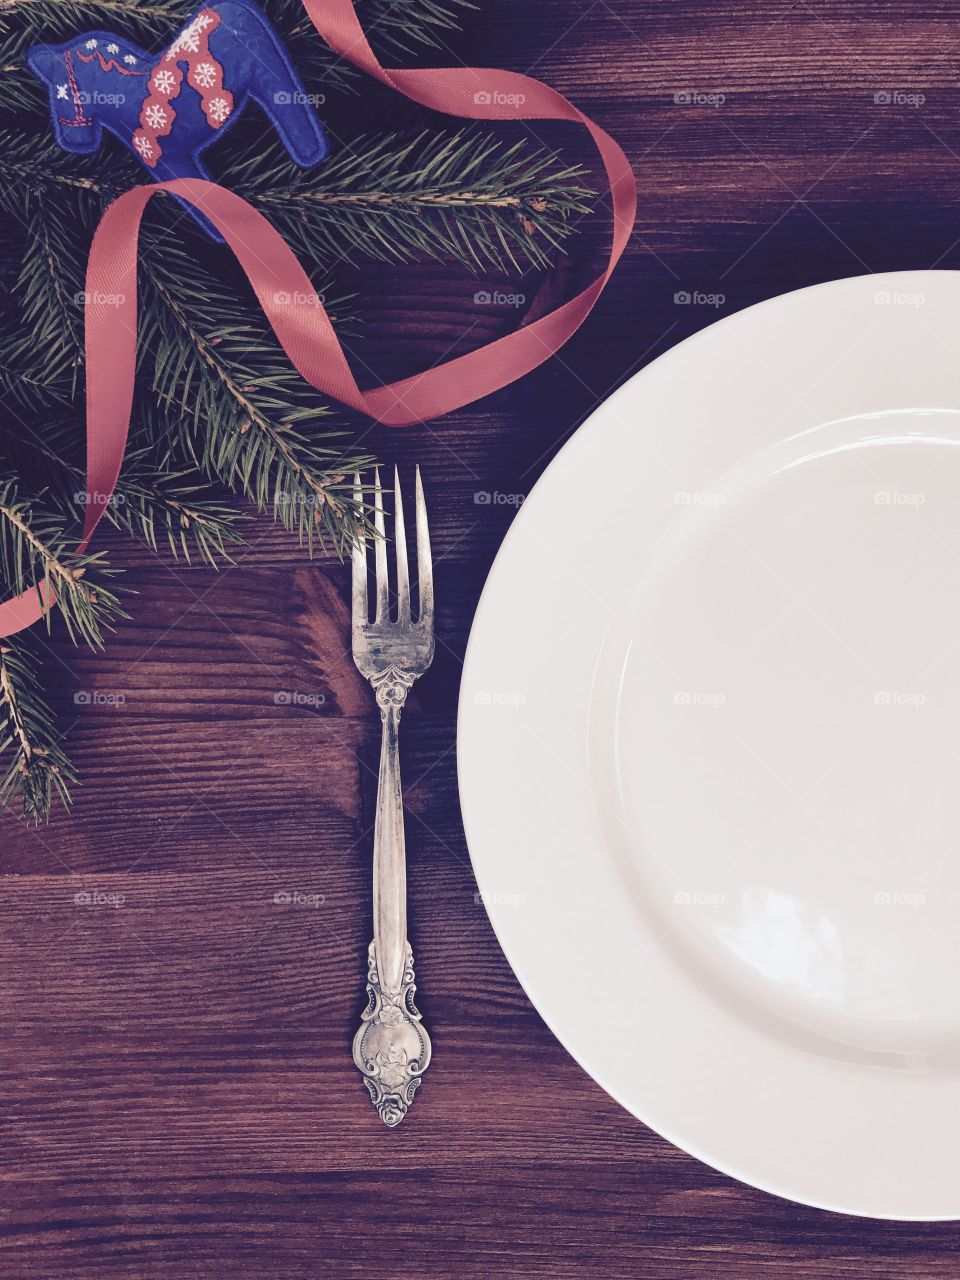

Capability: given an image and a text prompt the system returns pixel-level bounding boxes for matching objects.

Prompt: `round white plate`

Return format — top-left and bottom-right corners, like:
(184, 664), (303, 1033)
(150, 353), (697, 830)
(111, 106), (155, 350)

(458, 270), (960, 1220)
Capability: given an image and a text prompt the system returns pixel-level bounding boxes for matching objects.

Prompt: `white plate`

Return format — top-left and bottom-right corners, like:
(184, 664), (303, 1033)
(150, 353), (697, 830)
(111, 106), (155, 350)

(458, 270), (960, 1220)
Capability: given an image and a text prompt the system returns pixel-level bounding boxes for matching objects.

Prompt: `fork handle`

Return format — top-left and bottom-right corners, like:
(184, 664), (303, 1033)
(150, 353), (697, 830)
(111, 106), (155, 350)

(372, 691), (408, 995)
(352, 668), (432, 1126)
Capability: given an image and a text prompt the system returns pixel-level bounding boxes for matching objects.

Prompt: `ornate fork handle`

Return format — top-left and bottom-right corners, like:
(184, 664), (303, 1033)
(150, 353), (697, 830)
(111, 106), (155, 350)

(352, 666), (432, 1126)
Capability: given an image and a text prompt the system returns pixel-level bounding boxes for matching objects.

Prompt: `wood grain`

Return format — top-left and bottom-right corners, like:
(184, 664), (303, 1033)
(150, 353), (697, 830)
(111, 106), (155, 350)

(5, 0), (960, 1274)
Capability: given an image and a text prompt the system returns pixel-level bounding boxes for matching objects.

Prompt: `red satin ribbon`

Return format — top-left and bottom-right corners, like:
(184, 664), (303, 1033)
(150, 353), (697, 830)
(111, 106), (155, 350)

(0, 0), (636, 638)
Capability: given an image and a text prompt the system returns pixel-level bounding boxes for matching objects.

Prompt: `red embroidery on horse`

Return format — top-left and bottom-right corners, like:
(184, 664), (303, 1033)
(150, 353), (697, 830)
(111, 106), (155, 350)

(58, 49), (92, 127)
(76, 50), (148, 76)
(132, 9), (234, 169)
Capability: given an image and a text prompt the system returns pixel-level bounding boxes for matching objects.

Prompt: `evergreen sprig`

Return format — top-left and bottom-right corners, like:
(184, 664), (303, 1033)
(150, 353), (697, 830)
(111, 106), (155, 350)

(0, 127), (592, 277)
(137, 246), (371, 554)
(0, 480), (125, 649)
(230, 128), (592, 271)
(0, 635), (77, 822)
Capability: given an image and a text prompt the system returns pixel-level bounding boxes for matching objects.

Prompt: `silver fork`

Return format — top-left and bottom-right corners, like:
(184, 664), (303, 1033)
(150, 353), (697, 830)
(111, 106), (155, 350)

(350, 466), (434, 1126)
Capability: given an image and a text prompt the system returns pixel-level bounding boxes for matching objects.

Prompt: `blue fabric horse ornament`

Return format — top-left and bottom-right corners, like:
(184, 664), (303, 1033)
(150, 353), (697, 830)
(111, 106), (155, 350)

(28, 0), (329, 240)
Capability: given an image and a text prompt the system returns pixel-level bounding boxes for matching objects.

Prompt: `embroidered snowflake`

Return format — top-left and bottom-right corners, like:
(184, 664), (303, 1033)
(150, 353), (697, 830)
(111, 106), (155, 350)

(192, 62), (217, 89)
(124, 54), (138, 65)
(144, 103), (169, 130)
(153, 69), (177, 95)
(207, 96), (231, 124)
(56, 84), (69, 100)
(166, 13), (211, 59)
(84, 38), (98, 49)
(134, 134), (154, 159)
(106, 42), (119, 53)
(168, 32), (200, 56)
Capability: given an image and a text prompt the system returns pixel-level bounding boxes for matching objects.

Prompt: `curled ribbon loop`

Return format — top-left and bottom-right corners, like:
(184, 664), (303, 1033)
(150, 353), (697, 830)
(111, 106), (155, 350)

(0, 0), (636, 638)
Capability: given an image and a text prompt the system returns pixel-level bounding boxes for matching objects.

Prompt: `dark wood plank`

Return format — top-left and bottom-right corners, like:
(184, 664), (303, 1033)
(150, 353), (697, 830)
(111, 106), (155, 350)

(6, 0), (960, 1275)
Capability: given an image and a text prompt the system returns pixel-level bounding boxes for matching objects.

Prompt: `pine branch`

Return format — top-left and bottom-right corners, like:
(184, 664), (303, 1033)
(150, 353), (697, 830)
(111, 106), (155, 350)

(223, 127), (593, 272)
(103, 457), (248, 566)
(8, 187), (88, 395)
(1, 411), (248, 567)
(0, 635), (76, 823)
(0, 151), (111, 410)
(275, 0), (473, 97)
(0, 125), (594, 277)
(0, 132), (129, 206)
(0, 480), (126, 648)
(0, 333), (73, 416)
(136, 243), (372, 554)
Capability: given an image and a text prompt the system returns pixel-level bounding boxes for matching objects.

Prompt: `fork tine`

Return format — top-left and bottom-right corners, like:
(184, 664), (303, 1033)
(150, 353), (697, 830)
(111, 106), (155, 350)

(415, 465), (433, 625)
(373, 467), (389, 623)
(394, 467), (411, 625)
(351, 472), (367, 627)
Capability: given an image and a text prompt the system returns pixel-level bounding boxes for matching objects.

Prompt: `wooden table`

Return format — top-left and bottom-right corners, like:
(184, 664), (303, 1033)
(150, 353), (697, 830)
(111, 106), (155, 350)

(6, 1), (960, 1274)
